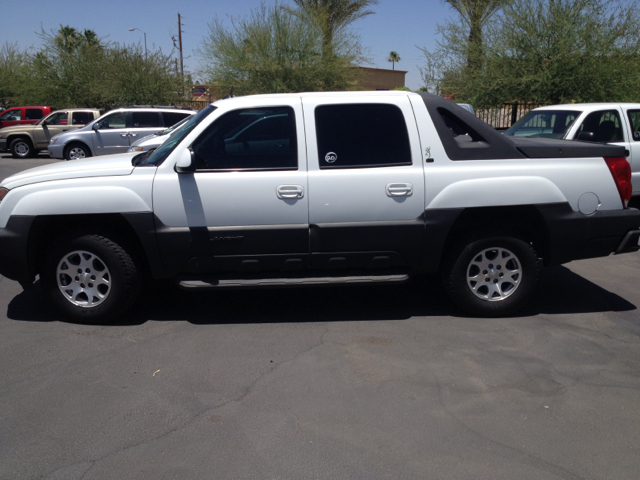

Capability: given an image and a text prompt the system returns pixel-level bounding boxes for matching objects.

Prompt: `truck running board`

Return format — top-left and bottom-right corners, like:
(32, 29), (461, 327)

(177, 273), (410, 290)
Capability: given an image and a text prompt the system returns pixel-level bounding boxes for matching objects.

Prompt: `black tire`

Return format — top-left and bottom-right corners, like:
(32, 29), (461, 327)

(9, 138), (35, 158)
(64, 142), (91, 161)
(442, 233), (540, 317)
(41, 232), (142, 323)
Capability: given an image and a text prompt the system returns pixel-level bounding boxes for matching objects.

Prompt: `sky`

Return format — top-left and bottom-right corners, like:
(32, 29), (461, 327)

(0, 0), (455, 90)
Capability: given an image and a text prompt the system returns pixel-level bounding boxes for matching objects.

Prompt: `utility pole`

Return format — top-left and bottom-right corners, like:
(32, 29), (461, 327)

(178, 13), (184, 96)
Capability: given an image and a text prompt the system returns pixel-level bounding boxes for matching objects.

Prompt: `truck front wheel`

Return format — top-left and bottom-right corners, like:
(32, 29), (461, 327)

(442, 234), (540, 317)
(41, 232), (142, 323)
(9, 138), (35, 158)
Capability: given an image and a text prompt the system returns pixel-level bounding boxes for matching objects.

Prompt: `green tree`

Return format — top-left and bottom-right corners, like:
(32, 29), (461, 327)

(0, 26), (183, 110)
(285, 0), (378, 61)
(388, 51), (401, 70)
(421, 0), (640, 106)
(0, 43), (31, 109)
(196, 2), (365, 94)
(443, 0), (508, 69)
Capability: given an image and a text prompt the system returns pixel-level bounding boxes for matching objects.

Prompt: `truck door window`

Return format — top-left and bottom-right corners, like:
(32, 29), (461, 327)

(627, 110), (640, 141)
(315, 104), (412, 169)
(46, 112), (68, 125)
(191, 107), (297, 171)
(574, 110), (624, 142)
(0, 109), (21, 121)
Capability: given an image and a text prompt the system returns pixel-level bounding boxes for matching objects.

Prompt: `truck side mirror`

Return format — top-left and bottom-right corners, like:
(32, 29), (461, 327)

(578, 131), (595, 141)
(175, 148), (196, 173)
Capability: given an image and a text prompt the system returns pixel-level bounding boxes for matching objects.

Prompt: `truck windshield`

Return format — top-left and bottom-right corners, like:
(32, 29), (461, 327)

(505, 110), (580, 139)
(140, 105), (217, 166)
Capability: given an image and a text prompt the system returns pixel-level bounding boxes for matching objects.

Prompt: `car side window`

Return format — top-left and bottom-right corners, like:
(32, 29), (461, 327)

(26, 109), (44, 120)
(132, 112), (161, 128)
(0, 109), (21, 121)
(163, 112), (191, 127)
(46, 112), (68, 125)
(191, 107), (298, 171)
(573, 110), (624, 142)
(627, 110), (640, 141)
(315, 104), (412, 169)
(96, 112), (127, 130)
(72, 112), (94, 125)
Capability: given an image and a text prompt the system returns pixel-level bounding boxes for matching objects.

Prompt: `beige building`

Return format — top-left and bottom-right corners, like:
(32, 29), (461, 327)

(354, 66), (408, 90)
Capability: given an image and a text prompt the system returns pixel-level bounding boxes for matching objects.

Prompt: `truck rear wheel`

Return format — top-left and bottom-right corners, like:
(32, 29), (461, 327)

(442, 233), (540, 317)
(41, 232), (142, 323)
(9, 138), (35, 158)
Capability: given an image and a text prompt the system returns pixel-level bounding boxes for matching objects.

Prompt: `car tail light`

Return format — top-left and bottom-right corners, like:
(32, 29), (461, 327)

(0, 188), (9, 202)
(604, 157), (632, 208)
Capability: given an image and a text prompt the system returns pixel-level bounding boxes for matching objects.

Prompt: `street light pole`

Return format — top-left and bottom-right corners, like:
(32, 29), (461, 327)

(128, 28), (147, 60)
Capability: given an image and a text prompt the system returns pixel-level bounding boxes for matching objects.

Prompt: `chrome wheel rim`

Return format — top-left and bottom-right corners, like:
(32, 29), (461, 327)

(14, 141), (30, 157)
(466, 247), (521, 301)
(68, 147), (86, 159)
(56, 250), (111, 307)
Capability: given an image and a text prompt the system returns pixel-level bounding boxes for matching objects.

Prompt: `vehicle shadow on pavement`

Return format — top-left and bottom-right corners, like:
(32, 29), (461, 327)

(5, 265), (636, 326)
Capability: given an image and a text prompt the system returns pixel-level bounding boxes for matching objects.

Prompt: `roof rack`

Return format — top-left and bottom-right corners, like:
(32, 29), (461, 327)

(125, 105), (194, 110)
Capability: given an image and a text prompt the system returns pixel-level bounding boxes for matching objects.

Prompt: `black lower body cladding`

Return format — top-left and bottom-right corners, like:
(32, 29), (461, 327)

(0, 215), (36, 288)
(537, 203), (640, 265)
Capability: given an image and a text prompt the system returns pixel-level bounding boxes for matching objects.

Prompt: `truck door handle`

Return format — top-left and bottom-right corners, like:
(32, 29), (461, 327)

(386, 183), (413, 196)
(277, 185), (304, 199)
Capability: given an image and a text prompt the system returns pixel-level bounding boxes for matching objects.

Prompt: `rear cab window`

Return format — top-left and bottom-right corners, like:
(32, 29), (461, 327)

(72, 112), (94, 125)
(314, 104), (412, 169)
(25, 109), (44, 121)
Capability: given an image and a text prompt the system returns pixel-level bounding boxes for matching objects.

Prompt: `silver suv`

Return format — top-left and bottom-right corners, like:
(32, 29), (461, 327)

(47, 106), (196, 160)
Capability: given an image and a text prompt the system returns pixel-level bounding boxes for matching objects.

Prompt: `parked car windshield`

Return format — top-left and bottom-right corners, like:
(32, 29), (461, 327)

(505, 110), (580, 138)
(140, 105), (217, 166)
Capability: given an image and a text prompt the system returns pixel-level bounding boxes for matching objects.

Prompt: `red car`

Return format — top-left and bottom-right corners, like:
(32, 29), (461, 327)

(0, 106), (52, 129)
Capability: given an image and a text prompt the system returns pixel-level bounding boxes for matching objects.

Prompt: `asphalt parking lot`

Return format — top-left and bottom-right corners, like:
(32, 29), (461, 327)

(1, 153), (639, 480)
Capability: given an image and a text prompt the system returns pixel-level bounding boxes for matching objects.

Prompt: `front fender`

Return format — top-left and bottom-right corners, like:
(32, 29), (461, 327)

(426, 176), (567, 210)
(10, 186), (151, 218)
(6, 132), (34, 142)
(0, 186), (151, 228)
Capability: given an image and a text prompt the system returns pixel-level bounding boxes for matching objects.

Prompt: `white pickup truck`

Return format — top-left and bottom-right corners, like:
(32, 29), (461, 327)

(0, 92), (638, 322)
(505, 103), (640, 206)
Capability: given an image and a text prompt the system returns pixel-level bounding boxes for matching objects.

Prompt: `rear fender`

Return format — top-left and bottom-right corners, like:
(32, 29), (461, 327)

(427, 176), (567, 210)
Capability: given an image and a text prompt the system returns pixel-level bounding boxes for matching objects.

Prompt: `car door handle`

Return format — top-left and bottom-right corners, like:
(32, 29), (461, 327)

(62, 129), (69, 131)
(129, 133), (137, 137)
(120, 133), (129, 138)
(276, 185), (304, 199)
(386, 183), (413, 196)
